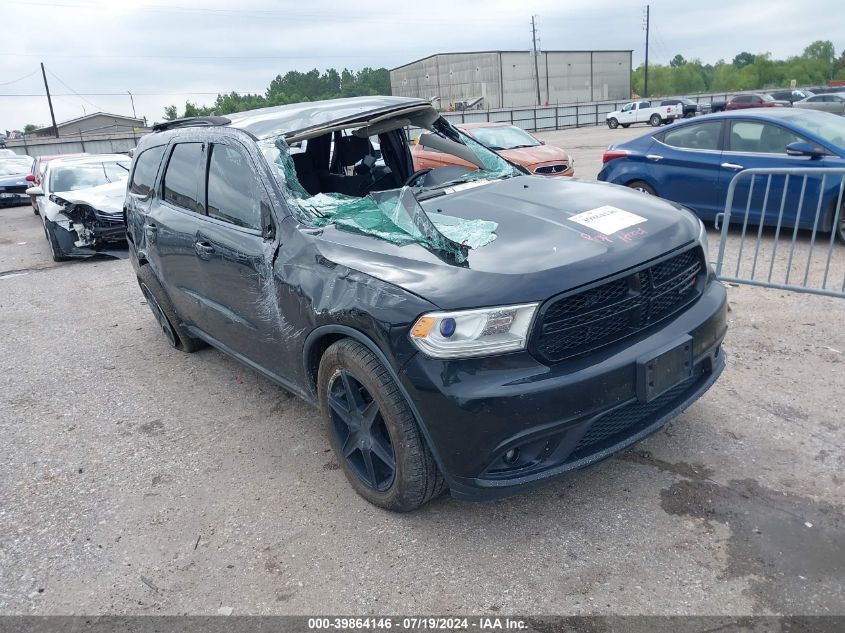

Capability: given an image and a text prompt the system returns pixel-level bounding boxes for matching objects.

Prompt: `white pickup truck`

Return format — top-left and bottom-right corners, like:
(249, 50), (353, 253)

(606, 100), (682, 129)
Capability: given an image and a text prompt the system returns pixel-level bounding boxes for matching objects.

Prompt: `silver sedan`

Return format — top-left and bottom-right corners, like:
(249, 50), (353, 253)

(793, 92), (845, 115)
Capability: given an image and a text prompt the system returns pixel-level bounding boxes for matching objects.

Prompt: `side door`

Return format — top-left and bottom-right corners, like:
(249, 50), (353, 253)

(189, 138), (289, 374)
(618, 102), (637, 126)
(635, 101), (650, 123)
(144, 141), (208, 326)
(650, 119), (725, 220)
(717, 119), (826, 229)
(125, 143), (167, 261)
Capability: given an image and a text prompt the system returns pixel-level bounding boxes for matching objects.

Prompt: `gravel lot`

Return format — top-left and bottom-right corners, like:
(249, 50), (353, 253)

(1, 124), (843, 616)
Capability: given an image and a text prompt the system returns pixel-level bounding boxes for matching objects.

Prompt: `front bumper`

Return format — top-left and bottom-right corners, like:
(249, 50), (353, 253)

(399, 280), (728, 500)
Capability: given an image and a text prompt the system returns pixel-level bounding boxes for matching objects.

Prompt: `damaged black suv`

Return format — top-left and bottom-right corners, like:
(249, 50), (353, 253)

(126, 96), (727, 511)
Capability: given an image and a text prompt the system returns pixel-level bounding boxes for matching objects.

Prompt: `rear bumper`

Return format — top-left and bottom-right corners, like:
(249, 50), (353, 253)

(399, 280), (728, 500)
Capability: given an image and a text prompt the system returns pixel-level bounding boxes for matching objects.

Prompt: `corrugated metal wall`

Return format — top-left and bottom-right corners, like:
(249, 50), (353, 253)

(3, 132), (145, 158)
(390, 51), (632, 109)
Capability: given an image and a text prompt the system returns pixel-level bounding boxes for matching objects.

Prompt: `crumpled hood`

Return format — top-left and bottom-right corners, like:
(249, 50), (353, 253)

(499, 144), (570, 168)
(53, 180), (126, 215)
(305, 176), (701, 310)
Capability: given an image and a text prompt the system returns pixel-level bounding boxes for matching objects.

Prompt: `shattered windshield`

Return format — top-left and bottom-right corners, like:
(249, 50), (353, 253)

(259, 117), (517, 263)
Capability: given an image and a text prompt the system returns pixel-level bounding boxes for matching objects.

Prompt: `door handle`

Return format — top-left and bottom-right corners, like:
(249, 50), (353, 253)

(144, 222), (157, 233)
(194, 241), (215, 258)
(646, 154), (663, 161)
(721, 162), (744, 170)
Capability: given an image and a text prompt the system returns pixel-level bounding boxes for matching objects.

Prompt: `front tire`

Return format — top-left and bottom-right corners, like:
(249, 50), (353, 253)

(649, 114), (662, 127)
(607, 117), (619, 129)
(136, 264), (206, 352)
(627, 180), (656, 196)
(836, 201), (845, 244)
(318, 339), (446, 512)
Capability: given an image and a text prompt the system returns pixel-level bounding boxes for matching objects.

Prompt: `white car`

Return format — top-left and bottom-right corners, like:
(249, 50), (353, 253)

(606, 100), (682, 129)
(27, 154), (130, 261)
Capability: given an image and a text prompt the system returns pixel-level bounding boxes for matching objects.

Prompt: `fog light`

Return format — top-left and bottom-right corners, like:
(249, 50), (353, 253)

(503, 448), (519, 465)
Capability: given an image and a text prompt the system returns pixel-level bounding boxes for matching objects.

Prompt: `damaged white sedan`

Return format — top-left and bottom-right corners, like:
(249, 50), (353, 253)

(27, 154), (130, 261)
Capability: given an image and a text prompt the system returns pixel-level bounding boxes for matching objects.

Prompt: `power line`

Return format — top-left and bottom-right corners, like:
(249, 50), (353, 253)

(0, 69), (39, 86)
(6, 1), (520, 24)
(45, 67), (104, 111)
(0, 92), (260, 97)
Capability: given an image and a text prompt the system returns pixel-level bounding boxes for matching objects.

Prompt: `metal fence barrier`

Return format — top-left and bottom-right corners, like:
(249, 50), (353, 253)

(714, 168), (845, 298)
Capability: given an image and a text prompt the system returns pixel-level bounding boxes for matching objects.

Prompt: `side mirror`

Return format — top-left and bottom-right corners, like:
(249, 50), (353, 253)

(25, 174), (35, 182)
(26, 186), (44, 196)
(786, 141), (823, 158)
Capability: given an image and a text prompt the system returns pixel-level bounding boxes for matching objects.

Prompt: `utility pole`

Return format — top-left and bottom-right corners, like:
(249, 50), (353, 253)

(40, 62), (59, 138)
(643, 5), (650, 98)
(127, 91), (137, 119)
(531, 15), (541, 106)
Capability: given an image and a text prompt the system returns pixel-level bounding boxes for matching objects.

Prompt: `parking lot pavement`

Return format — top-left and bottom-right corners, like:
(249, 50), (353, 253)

(1, 123), (844, 617)
(534, 124), (645, 179)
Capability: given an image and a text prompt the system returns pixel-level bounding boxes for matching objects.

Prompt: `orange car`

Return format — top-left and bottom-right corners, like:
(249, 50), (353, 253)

(411, 122), (574, 176)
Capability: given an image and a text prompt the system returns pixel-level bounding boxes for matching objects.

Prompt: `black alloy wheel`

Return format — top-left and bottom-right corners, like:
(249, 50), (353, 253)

(327, 368), (396, 492)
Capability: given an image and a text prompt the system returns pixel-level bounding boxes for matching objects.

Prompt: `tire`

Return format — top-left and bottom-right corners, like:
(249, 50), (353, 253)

(43, 218), (71, 262)
(318, 339), (446, 512)
(136, 264), (206, 352)
(607, 117), (619, 129)
(627, 180), (656, 196)
(835, 201), (845, 244)
(621, 123), (630, 128)
(32, 197), (39, 215)
(649, 114), (662, 127)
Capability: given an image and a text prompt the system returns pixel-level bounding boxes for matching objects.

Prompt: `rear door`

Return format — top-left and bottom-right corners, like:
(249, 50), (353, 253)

(189, 137), (286, 373)
(145, 141), (208, 326)
(651, 119), (725, 220)
(717, 119), (826, 229)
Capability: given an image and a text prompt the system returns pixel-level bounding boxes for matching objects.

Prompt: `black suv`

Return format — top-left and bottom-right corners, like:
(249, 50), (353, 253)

(126, 96), (727, 511)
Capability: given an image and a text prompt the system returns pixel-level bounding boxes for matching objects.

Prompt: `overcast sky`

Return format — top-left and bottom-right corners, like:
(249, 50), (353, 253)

(1, 0), (841, 131)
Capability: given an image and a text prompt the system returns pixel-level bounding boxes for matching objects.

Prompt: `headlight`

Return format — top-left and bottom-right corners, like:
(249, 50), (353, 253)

(409, 303), (539, 358)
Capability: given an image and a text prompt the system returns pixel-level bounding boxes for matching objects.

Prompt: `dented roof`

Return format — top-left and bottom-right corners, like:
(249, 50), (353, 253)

(225, 96), (432, 139)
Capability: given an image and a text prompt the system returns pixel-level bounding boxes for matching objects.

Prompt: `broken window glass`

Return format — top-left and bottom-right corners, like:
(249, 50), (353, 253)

(259, 126), (503, 263)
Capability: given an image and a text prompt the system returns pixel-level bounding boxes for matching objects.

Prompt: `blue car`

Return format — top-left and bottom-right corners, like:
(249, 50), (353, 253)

(598, 109), (845, 242)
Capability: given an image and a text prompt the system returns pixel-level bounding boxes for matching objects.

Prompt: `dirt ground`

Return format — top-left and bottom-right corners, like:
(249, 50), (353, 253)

(1, 124), (843, 615)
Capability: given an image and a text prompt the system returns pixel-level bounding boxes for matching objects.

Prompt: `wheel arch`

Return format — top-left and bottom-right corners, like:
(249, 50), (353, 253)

(302, 325), (450, 478)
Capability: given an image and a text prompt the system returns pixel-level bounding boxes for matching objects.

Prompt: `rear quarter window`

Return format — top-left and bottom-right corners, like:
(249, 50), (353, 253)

(129, 145), (166, 197)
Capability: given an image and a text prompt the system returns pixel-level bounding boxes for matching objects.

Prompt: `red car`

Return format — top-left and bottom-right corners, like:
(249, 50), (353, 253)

(412, 122), (574, 176)
(725, 94), (790, 111)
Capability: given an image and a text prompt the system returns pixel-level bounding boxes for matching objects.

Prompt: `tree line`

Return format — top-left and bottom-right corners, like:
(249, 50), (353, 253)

(163, 67), (390, 120)
(633, 40), (844, 97)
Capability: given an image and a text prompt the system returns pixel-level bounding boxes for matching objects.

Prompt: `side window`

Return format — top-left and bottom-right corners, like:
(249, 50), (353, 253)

(206, 143), (265, 231)
(729, 122), (803, 154)
(163, 143), (203, 213)
(660, 121), (722, 150)
(129, 146), (166, 196)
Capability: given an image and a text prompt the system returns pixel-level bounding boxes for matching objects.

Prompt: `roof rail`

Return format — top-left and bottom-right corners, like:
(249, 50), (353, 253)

(152, 116), (231, 132)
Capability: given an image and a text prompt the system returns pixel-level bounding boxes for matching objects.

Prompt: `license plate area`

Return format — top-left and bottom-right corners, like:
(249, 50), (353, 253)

(636, 335), (693, 403)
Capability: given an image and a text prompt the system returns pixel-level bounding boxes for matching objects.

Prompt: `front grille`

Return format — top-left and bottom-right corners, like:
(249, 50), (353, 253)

(532, 247), (704, 363)
(567, 373), (698, 462)
(534, 163), (569, 174)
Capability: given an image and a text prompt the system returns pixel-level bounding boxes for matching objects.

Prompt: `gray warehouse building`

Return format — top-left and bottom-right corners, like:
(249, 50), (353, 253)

(390, 50), (632, 109)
